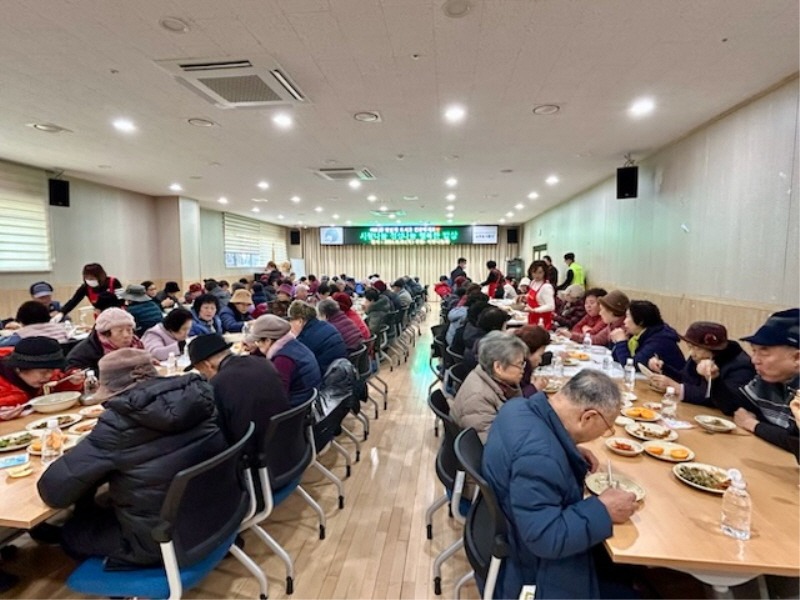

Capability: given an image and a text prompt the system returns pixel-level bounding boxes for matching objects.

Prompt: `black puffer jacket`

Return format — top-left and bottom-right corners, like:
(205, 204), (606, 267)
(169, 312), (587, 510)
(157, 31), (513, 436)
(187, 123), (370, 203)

(38, 374), (227, 566)
(65, 330), (105, 374)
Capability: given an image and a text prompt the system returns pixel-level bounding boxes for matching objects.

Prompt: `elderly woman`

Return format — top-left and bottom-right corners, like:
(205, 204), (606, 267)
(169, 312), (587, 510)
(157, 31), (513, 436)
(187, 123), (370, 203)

(450, 331), (528, 442)
(0, 301), (70, 347)
(647, 321), (754, 414)
(514, 325), (552, 397)
(363, 288), (392, 336)
(269, 283), (294, 318)
(67, 308), (144, 374)
(219, 289), (253, 333)
(122, 284), (164, 336)
(189, 293), (222, 336)
(317, 298), (364, 352)
(246, 314), (321, 406)
(462, 306), (512, 371)
(287, 300), (347, 375)
(559, 288), (608, 342)
(56, 262), (123, 321)
(0, 337), (83, 414)
(610, 300), (685, 371)
(592, 290), (629, 347)
(38, 348), (227, 568)
(553, 284), (586, 330)
(141, 308), (193, 361)
(333, 292), (370, 340)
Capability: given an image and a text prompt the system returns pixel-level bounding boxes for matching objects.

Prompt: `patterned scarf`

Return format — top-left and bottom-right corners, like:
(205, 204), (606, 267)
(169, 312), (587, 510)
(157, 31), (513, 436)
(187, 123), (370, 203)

(99, 334), (145, 355)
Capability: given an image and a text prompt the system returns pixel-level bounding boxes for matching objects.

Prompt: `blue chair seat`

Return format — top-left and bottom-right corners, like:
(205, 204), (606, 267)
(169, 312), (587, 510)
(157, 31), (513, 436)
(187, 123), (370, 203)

(67, 532), (236, 598)
(272, 477), (302, 507)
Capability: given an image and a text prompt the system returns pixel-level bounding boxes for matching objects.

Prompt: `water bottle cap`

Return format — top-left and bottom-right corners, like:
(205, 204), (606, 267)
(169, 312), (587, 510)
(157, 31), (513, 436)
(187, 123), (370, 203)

(626, 358), (634, 365)
(726, 468), (746, 489)
(86, 370), (95, 377)
(666, 386), (676, 394)
(46, 419), (59, 429)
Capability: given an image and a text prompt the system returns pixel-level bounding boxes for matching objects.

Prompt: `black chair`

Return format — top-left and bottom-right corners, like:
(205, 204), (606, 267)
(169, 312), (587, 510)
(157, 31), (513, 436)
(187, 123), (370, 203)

(68, 423), (268, 600)
(453, 428), (510, 600)
(445, 361), (472, 397)
(367, 332), (390, 410)
(240, 398), (326, 595)
(425, 390), (469, 595)
(348, 343), (374, 432)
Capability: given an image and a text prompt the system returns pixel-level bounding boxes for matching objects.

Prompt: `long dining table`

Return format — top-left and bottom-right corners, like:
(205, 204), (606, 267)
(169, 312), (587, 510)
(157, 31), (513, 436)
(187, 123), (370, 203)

(583, 379), (799, 594)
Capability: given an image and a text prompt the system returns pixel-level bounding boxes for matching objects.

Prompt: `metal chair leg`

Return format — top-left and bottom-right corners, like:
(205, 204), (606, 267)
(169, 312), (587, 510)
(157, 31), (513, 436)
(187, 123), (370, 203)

(331, 439), (353, 478)
(433, 538), (464, 595)
(339, 424), (361, 462)
(250, 525), (294, 593)
(295, 485), (327, 540)
(454, 570), (475, 600)
(425, 493), (448, 539)
(229, 542), (270, 599)
(312, 459), (345, 509)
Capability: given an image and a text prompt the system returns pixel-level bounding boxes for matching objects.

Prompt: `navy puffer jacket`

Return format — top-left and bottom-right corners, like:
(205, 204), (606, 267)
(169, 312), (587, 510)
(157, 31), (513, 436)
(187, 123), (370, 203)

(37, 374), (227, 566)
(297, 317), (347, 375)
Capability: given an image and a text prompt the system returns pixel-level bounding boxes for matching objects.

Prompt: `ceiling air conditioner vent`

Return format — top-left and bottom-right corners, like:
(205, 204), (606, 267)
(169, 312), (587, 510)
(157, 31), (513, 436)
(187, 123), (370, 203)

(315, 167), (376, 182)
(155, 56), (307, 108)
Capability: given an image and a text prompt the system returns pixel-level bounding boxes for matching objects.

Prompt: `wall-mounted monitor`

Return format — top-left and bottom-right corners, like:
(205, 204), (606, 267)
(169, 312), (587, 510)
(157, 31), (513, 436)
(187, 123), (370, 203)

(320, 226), (344, 245)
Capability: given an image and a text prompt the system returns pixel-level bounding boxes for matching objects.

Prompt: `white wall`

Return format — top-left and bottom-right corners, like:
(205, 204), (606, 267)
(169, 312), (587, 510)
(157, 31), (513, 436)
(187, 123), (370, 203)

(522, 78), (799, 307)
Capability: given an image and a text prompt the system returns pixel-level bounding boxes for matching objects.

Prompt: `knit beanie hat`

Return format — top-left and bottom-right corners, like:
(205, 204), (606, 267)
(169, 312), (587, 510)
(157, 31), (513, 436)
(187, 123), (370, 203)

(277, 283), (294, 297)
(93, 348), (157, 401)
(95, 307), (135, 333)
(332, 292), (352, 311)
(373, 280), (387, 292)
(246, 314), (291, 342)
(598, 290), (630, 317)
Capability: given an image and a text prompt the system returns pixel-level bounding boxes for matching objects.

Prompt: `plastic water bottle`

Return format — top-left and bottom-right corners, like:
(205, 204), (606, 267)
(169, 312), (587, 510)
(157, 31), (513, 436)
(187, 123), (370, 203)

(552, 356), (564, 378)
(661, 386), (678, 417)
(721, 469), (751, 540)
(166, 352), (177, 375)
(602, 354), (612, 372)
(41, 419), (63, 465)
(81, 370), (100, 405)
(623, 359), (636, 392)
(583, 332), (592, 352)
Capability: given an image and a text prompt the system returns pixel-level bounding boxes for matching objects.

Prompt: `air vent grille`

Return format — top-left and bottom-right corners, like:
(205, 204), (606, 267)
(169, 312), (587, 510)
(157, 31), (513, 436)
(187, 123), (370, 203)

(315, 167), (376, 181)
(199, 75), (283, 103)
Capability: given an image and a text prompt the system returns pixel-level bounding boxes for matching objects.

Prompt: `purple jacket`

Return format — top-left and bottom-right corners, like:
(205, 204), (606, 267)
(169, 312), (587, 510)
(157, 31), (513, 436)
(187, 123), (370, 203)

(327, 311), (364, 352)
(141, 323), (181, 361)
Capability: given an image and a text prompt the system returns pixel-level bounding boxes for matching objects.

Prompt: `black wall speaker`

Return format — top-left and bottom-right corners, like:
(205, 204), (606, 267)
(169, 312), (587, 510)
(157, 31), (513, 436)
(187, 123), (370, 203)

(506, 228), (519, 244)
(290, 230), (301, 245)
(48, 179), (70, 207)
(616, 166), (638, 199)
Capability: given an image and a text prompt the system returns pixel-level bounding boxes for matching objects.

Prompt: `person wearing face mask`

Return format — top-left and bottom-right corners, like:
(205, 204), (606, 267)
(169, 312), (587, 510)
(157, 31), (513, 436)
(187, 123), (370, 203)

(66, 308), (144, 375)
(55, 263), (123, 322)
(450, 331), (528, 442)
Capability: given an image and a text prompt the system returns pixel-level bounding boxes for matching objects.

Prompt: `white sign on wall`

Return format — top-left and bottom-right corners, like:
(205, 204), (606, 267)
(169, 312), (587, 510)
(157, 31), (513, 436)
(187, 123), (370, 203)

(472, 225), (498, 244)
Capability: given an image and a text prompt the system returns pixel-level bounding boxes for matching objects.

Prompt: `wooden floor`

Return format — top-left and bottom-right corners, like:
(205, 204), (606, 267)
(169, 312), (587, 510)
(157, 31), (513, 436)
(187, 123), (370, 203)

(1, 312), (479, 600)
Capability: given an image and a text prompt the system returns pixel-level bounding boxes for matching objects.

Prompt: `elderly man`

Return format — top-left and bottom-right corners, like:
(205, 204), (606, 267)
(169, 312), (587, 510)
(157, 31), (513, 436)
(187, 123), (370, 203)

(482, 370), (638, 598)
(732, 308), (799, 459)
(287, 300), (347, 375)
(391, 280), (413, 309)
(316, 298), (363, 352)
(185, 334), (290, 459)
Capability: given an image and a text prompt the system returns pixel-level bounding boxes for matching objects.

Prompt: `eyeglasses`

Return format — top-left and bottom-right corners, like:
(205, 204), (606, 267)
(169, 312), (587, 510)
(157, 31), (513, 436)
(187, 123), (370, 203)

(507, 360), (527, 371)
(594, 410), (617, 438)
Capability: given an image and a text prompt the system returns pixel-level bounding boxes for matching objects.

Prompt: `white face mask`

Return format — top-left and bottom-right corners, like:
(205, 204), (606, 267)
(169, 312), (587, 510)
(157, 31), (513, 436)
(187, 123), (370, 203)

(85, 279), (99, 287)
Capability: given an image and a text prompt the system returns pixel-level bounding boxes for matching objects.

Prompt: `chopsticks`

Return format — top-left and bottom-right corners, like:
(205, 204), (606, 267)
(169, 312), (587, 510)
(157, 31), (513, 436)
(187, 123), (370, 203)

(607, 460), (617, 489)
(42, 368), (89, 392)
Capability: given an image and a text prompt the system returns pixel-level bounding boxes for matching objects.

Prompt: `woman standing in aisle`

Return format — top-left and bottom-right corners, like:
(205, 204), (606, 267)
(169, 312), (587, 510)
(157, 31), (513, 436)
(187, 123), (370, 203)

(524, 260), (555, 328)
(56, 263), (123, 321)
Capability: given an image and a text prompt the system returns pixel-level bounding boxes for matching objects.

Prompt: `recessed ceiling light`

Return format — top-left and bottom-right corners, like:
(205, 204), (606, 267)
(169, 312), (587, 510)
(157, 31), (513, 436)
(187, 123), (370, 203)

(187, 117), (216, 127)
(527, 191), (539, 199)
(446, 213), (454, 218)
(379, 206), (388, 212)
(112, 118), (136, 133)
(629, 97), (655, 118)
(251, 207), (260, 213)
(298, 220), (303, 225)
(346, 220), (352, 225)
(446, 205), (454, 211)
(272, 113), (293, 128)
(403, 195), (419, 201)
(27, 122), (71, 133)
(257, 181), (269, 190)
(277, 214), (285, 220)
(314, 206), (323, 213)
(218, 197), (228, 205)
(291, 196), (301, 203)
(332, 214), (339, 220)
(499, 218), (506, 224)
(444, 104), (466, 123)
(169, 183), (183, 192)
(354, 111), (381, 122)
(532, 104), (560, 115)
(515, 203), (524, 210)
(159, 16), (190, 33)
(446, 193), (456, 201)
(251, 198), (268, 203)
(348, 179), (362, 189)
(447, 219), (453, 223)
(506, 211), (514, 217)
(545, 175), (559, 186)
(367, 194), (377, 202)
(388, 214), (396, 219)
(445, 177), (458, 187)
(442, 0), (472, 18)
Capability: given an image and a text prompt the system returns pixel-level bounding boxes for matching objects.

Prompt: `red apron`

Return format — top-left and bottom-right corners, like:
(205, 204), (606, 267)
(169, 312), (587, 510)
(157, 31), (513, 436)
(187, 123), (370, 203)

(526, 283), (553, 328)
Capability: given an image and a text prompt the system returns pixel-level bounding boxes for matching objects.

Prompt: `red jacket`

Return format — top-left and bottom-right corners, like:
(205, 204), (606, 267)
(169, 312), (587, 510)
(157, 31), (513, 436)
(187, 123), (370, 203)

(434, 282), (452, 299)
(0, 363), (83, 408)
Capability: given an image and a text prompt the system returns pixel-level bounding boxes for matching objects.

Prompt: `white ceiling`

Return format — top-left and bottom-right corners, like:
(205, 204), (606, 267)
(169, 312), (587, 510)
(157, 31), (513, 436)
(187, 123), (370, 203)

(0, 0), (797, 228)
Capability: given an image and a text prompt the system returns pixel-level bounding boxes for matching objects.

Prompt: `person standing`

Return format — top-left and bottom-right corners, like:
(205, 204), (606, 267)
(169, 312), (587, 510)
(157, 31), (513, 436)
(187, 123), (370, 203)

(523, 260), (555, 328)
(480, 261), (504, 299)
(482, 370), (637, 598)
(56, 263), (123, 321)
(450, 257), (468, 284)
(542, 255), (559, 287)
(557, 252), (586, 291)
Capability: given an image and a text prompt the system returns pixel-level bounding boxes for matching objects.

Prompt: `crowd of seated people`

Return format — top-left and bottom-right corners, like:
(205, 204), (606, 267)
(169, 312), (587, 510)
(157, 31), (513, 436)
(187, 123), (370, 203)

(0, 261), (428, 592)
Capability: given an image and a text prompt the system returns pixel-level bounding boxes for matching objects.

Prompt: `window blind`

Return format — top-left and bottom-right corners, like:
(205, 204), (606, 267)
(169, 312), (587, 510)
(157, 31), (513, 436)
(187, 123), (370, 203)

(0, 162), (52, 272)
(223, 213), (288, 269)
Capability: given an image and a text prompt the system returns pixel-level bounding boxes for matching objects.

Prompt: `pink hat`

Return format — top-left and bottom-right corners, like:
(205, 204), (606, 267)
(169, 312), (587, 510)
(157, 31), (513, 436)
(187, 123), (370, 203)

(95, 307), (135, 333)
(278, 283), (293, 297)
(373, 280), (387, 292)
